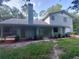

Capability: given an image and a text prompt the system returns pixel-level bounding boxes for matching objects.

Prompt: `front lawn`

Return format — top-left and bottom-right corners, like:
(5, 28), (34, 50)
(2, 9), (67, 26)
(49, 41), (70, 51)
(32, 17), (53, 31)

(57, 38), (79, 59)
(0, 41), (53, 59)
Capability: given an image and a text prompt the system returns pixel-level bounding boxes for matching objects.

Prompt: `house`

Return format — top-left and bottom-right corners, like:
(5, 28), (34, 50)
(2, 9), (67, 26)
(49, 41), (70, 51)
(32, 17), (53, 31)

(0, 2), (74, 41)
(42, 10), (74, 37)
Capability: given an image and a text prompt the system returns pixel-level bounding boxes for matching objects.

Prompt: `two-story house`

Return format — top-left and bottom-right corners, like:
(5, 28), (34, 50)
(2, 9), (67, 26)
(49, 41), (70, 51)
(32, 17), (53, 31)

(43, 10), (74, 37)
(0, 2), (74, 41)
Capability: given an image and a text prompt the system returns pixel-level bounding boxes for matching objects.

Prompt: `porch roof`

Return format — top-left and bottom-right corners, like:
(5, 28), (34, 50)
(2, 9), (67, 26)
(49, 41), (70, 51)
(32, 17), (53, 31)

(0, 18), (50, 26)
(0, 18), (70, 28)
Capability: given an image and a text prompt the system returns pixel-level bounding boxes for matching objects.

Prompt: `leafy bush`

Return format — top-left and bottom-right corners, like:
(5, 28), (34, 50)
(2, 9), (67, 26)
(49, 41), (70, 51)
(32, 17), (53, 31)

(70, 32), (77, 35)
(15, 35), (20, 41)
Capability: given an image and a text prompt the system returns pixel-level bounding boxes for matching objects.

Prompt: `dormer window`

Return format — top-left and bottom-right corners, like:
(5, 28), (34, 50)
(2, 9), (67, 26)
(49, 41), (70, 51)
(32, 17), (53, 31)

(63, 17), (67, 22)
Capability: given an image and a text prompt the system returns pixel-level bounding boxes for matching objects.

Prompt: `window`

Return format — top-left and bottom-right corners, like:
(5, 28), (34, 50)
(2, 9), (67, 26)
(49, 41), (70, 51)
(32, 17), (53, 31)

(63, 17), (67, 22)
(51, 15), (55, 20)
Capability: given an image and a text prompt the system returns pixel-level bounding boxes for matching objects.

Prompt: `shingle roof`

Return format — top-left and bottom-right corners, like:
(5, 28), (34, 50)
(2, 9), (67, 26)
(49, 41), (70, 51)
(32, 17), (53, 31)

(0, 18), (48, 26)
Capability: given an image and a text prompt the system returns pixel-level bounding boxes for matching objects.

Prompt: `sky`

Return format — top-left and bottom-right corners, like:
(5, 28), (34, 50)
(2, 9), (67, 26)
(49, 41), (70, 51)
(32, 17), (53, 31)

(3, 0), (73, 13)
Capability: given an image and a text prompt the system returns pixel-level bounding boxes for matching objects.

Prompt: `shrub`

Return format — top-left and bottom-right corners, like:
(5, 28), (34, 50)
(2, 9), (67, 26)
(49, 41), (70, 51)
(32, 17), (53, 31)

(15, 35), (20, 42)
(70, 32), (77, 35)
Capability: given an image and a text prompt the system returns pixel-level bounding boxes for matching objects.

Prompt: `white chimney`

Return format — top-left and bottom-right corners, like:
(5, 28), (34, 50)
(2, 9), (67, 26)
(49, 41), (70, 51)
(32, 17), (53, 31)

(27, 2), (33, 24)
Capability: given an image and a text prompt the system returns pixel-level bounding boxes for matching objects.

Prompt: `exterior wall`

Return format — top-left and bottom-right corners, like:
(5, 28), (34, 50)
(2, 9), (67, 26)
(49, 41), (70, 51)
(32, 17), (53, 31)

(24, 28), (35, 39)
(44, 17), (50, 24)
(44, 13), (73, 33)
(50, 13), (73, 27)
(0, 26), (52, 40)
(19, 27), (52, 39)
(65, 27), (73, 33)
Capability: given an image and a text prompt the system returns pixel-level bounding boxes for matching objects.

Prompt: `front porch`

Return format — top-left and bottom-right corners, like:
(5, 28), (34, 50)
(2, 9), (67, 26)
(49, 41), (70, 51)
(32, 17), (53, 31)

(0, 25), (67, 43)
(0, 25), (52, 41)
(52, 27), (65, 38)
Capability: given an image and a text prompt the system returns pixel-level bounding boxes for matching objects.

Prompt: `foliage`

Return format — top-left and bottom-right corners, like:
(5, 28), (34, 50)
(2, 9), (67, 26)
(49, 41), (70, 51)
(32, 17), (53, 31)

(71, 13), (79, 31)
(39, 10), (46, 16)
(57, 38), (79, 59)
(70, 32), (77, 35)
(10, 7), (25, 19)
(11, 7), (20, 18)
(15, 35), (20, 42)
(47, 3), (62, 13)
(0, 41), (53, 59)
(33, 10), (38, 17)
(0, 0), (37, 20)
(0, 0), (10, 5)
(21, 4), (28, 17)
(0, 5), (13, 20)
(39, 3), (62, 17)
(71, 0), (79, 12)
(21, 1), (38, 18)
(0, 5), (25, 20)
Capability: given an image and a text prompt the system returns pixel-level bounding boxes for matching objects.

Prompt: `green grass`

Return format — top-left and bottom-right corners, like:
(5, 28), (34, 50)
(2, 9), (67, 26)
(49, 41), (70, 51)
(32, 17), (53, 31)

(0, 41), (53, 59)
(57, 38), (79, 59)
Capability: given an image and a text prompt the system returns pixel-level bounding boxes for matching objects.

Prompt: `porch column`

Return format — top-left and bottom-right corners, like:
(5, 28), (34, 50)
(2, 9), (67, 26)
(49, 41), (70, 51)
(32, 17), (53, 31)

(59, 27), (63, 37)
(36, 27), (39, 38)
(0, 27), (3, 40)
(51, 28), (54, 37)
(17, 28), (21, 38)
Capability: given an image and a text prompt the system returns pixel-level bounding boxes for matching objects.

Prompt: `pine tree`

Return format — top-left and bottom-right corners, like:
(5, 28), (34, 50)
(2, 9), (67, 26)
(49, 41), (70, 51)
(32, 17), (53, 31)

(71, 0), (79, 12)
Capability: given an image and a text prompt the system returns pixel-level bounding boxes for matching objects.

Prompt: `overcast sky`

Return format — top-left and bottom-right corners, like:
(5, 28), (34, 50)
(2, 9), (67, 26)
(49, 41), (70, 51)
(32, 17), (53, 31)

(3, 0), (73, 13)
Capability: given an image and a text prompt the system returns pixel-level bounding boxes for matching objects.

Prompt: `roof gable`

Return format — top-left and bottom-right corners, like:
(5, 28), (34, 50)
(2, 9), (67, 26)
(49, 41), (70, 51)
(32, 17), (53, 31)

(42, 10), (74, 21)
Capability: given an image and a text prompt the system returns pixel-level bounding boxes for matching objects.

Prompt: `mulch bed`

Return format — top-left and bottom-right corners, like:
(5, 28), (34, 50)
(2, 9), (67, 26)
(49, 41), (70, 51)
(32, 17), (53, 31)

(0, 38), (43, 44)
(0, 40), (15, 44)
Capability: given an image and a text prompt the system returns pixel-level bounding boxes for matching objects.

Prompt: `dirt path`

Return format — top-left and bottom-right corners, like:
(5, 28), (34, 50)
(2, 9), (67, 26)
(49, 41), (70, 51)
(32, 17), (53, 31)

(51, 40), (61, 59)
(52, 44), (59, 59)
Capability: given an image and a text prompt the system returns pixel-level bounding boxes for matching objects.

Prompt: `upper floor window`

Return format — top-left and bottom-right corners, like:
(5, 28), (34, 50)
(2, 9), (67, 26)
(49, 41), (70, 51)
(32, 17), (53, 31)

(63, 17), (67, 22)
(51, 15), (55, 20)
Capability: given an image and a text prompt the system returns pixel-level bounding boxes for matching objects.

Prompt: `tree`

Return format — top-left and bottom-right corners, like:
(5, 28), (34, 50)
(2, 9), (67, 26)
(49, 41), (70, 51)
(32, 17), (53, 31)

(70, 0), (79, 12)
(47, 3), (62, 13)
(39, 10), (46, 16)
(33, 10), (38, 17)
(73, 14), (79, 31)
(70, 12), (79, 31)
(69, 0), (79, 31)
(0, 5), (13, 20)
(21, 4), (38, 18)
(10, 7), (25, 19)
(21, 4), (28, 17)
(0, 0), (10, 5)
(18, 12), (25, 19)
(0, 5), (25, 20)
(11, 7), (20, 18)
(39, 4), (62, 17)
